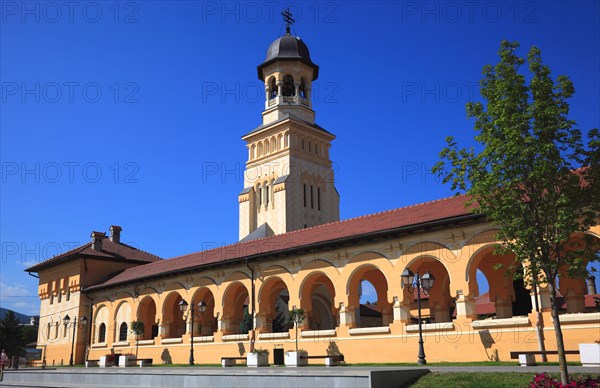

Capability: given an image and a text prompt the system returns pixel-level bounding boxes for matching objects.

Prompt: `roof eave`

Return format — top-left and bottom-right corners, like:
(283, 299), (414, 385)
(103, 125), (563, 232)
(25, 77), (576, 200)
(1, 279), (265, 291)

(257, 58), (319, 81)
(84, 212), (484, 293)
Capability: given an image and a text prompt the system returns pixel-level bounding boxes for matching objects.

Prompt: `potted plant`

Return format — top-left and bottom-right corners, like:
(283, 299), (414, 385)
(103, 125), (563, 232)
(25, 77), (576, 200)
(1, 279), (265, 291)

(118, 352), (137, 367)
(99, 353), (115, 367)
(130, 320), (144, 358)
(285, 308), (308, 367)
(284, 349), (308, 367)
(579, 340), (600, 367)
(246, 348), (269, 367)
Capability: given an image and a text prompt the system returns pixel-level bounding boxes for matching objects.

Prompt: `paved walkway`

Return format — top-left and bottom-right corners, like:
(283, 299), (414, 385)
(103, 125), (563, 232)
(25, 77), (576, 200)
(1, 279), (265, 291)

(7, 365), (599, 374)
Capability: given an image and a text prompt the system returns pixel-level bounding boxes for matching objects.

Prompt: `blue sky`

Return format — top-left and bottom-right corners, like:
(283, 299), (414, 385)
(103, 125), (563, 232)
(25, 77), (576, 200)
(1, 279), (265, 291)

(1, 1), (599, 315)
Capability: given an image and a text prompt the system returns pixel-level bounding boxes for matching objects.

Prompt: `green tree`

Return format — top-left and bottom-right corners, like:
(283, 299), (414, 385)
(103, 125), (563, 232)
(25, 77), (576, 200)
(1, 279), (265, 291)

(130, 320), (144, 358)
(434, 40), (600, 384)
(272, 299), (289, 333)
(240, 305), (253, 334)
(289, 308), (306, 353)
(0, 310), (24, 359)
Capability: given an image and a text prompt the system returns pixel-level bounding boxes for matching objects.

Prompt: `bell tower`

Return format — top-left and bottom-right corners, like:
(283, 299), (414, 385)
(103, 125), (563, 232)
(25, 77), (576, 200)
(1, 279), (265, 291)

(238, 12), (340, 241)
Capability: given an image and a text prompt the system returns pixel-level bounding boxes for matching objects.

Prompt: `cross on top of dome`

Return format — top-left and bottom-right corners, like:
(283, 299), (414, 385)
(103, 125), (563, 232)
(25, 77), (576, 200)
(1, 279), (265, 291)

(282, 8), (295, 35)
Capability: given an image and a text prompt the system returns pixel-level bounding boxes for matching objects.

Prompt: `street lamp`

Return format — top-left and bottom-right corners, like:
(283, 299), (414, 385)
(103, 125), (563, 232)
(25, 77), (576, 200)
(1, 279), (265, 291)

(63, 314), (87, 366)
(179, 299), (207, 365)
(401, 268), (435, 365)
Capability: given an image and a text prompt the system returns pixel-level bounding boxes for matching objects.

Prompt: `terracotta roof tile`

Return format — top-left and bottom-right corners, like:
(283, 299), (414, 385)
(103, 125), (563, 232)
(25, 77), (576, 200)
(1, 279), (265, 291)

(87, 195), (476, 291)
(25, 238), (162, 273)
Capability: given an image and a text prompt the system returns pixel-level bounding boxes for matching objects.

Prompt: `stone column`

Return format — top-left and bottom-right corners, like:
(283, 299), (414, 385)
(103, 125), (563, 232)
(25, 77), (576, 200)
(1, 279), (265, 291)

(265, 85), (271, 109)
(564, 289), (586, 313)
(158, 322), (167, 338)
(294, 82), (300, 103)
(392, 296), (412, 323)
(338, 303), (356, 327)
(494, 296), (513, 319)
(186, 316), (193, 335)
(455, 294), (477, 320)
(531, 286), (552, 312)
(432, 301), (450, 322)
(276, 81), (283, 104)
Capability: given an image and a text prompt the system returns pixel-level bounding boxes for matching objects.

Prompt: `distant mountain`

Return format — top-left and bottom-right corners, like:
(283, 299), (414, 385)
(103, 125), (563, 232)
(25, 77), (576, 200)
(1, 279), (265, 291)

(0, 307), (32, 323)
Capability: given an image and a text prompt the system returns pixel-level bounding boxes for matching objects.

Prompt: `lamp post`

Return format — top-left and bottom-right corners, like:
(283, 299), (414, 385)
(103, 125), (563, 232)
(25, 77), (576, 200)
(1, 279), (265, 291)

(179, 299), (207, 365)
(63, 314), (88, 366)
(401, 268), (435, 365)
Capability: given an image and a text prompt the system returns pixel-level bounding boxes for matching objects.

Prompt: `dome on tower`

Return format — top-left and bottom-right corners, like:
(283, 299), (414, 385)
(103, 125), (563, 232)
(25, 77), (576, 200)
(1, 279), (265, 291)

(257, 34), (319, 80)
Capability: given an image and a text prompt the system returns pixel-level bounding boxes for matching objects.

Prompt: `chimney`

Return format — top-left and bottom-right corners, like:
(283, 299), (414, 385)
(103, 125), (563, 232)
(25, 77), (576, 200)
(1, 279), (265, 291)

(91, 231), (106, 251)
(109, 225), (122, 243)
(586, 276), (597, 295)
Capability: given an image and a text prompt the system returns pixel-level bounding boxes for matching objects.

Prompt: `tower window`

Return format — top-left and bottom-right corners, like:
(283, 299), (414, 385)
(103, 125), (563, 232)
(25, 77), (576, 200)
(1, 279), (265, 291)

(119, 322), (128, 341)
(310, 185), (314, 209)
(282, 75), (295, 96)
(257, 187), (262, 208)
(265, 184), (269, 206)
(303, 184), (307, 207)
(268, 77), (277, 99)
(318, 187), (321, 210)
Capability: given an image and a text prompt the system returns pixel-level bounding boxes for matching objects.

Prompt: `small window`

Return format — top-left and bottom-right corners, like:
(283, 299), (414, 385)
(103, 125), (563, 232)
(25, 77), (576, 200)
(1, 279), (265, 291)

(119, 322), (128, 341)
(318, 187), (321, 210)
(47, 323), (51, 340)
(310, 185), (314, 209)
(98, 323), (106, 343)
(303, 184), (307, 207)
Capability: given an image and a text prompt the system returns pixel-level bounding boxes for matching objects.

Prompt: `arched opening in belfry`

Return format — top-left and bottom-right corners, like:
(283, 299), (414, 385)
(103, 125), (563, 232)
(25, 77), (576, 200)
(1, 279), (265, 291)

(268, 76), (277, 99)
(222, 282), (250, 334)
(190, 287), (217, 336)
(301, 273), (337, 330)
(300, 77), (307, 99)
(137, 296), (158, 340)
(282, 74), (295, 97)
(162, 292), (186, 338)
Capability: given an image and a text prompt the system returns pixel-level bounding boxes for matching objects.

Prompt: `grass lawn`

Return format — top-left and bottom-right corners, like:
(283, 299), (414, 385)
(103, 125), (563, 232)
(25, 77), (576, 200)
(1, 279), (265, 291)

(407, 372), (600, 388)
(348, 361), (581, 367)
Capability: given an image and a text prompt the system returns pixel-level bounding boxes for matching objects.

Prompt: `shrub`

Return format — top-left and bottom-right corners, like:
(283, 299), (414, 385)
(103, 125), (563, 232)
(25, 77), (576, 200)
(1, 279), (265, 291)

(104, 354), (115, 363)
(530, 373), (600, 387)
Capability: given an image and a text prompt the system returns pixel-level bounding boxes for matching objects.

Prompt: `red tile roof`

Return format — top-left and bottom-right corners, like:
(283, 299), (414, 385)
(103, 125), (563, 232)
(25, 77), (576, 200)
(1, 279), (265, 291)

(25, 238), (162, 272)
(86, 195), (479, 292)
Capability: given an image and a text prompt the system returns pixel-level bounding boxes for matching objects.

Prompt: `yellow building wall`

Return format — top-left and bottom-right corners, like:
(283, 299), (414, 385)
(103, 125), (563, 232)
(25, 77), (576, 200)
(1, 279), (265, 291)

(77, 222), (600, 365)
